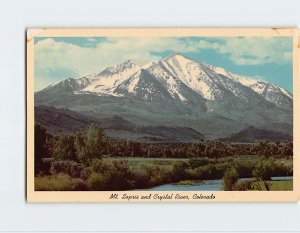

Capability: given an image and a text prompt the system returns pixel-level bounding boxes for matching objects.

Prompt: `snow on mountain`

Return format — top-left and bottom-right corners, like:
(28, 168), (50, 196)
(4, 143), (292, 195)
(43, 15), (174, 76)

(78, 59), (141, 96)
(38, 53), (292, 110)
(145, 54), (277, 112)
(157, 54), (216, 100)
(112, 68), (208, 114)
(35, 53), (293, 138)
(207, 64), (293, 108)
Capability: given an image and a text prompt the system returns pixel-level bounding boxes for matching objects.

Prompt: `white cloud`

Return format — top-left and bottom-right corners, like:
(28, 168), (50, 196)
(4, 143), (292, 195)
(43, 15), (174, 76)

(35, 38), (163, 78)
(216, 37), (292, 65)
(34, 36), (292, 91)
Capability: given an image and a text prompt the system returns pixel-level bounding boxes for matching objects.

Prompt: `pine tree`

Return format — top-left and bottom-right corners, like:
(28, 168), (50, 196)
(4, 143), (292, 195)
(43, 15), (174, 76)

(34, 123), (48, 174)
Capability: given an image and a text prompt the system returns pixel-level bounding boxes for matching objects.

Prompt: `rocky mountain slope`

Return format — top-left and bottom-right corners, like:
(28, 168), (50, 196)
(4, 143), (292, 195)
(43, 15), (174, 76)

(222, 126), (292, 143)
(35, 106), (205, 142)
(35, 54), (293, 139)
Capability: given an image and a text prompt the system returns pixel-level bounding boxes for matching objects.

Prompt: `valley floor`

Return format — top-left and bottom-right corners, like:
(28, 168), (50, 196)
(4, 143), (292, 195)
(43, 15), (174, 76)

(35, 155), (293, 191)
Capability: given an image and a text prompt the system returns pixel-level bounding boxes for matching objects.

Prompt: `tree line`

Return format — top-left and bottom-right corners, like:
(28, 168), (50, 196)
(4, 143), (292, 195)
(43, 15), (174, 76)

(34, 123), (293, 191)
(35, 123), (293, 169)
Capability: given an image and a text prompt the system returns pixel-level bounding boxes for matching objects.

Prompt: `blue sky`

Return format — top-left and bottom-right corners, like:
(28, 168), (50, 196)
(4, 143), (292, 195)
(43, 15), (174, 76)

(34, 36), (293, 93)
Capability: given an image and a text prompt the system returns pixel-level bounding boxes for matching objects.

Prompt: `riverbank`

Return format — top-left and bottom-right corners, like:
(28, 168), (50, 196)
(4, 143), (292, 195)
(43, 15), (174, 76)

(147, 176), (293, 191)
(35, 156), (293, 191)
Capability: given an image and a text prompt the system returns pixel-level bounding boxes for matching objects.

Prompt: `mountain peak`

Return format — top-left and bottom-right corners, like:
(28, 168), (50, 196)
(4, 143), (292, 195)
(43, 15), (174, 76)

(99, 59), (140, 76)
(116, 59), (140, 70)
(122, 59), (137, 65)
(164, 52), (189, 61)
(38, 54), (293, 110)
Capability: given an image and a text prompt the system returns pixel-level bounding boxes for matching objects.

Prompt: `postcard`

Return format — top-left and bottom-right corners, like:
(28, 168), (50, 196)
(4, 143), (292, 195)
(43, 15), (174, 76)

(26, 28), (299, 202)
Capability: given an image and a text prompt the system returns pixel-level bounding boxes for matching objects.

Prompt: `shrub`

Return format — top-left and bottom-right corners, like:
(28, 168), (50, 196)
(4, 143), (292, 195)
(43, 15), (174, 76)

(50, 160), (84, 178)
(188, 158), (209, 168)
(144, 165), (171, 186)
(172, 161), (189, 181)
(79, 167), (93, 180)
(185, 167), (202, 179)
(223, 168), (239, 191)
(87, 172), (108, 191)
(178, 180), (195, 185)
(281, 143), (293, 157)
(53, 135), (76, 161)
(34, 124), (48, 174)
(252, 160), (277, 180)
(130, 168), (151, 188)
(91, 159), (113, 173)
(87, 159), (135, 190)
(234, 180), (253, 191)
(37, 158), (53, 175)
(35, 174), (87, 191)
(75, 124), (106, 164)
(182, 161), (226, 180)
(234, 161), (255, 178)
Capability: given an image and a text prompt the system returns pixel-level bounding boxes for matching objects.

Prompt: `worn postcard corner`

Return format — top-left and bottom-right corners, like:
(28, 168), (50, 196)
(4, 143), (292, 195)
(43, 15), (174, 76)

(26, 28), (44, 42)
(26, 28), (299, 203)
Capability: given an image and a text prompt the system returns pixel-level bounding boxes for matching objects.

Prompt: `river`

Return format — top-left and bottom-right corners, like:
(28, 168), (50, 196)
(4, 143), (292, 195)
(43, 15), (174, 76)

(148, 176), (293, 191)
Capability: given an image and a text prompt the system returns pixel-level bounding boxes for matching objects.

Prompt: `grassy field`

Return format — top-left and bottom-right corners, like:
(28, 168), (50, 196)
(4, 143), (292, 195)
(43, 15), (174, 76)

(252, 180), (293, 191)
(102, 157), (190, 164)
(35, 174), (85, 191)
(102, 155), (291, 172)
(102, 157), (189, 173)
(275, 158), (293, 166)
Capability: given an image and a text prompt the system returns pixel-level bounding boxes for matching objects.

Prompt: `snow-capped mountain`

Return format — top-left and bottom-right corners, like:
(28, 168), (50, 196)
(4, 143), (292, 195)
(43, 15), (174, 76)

(35, 54), (293, 138)
(207, 64), (292, 109)
(80, 59), (141, 95)
(40, 53), (292, 109)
